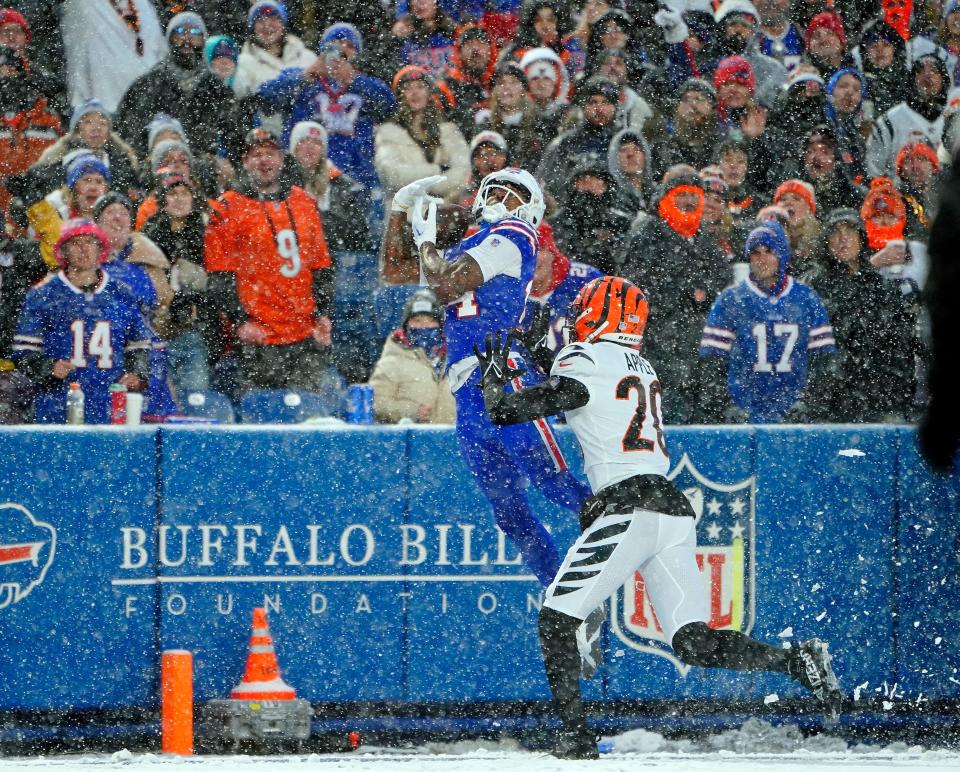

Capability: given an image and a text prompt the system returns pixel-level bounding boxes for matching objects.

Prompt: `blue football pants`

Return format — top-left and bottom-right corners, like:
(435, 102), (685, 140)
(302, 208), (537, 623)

(454, 367), (591, 586)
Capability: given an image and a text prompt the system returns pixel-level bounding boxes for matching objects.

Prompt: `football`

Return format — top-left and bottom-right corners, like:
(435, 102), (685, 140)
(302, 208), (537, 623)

(436, 204), (472, 248)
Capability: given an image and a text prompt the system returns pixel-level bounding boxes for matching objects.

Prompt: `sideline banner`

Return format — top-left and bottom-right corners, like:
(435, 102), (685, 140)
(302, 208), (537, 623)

(1, 425), (957, 711)
(0, 427), (158, 711)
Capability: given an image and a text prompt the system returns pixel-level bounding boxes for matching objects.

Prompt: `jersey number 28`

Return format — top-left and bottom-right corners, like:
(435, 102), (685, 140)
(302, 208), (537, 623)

(615, 376), (666, 454)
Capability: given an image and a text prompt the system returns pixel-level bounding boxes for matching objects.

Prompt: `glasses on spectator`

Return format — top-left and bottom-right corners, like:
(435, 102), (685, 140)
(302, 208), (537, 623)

(173, 25), (204, 37)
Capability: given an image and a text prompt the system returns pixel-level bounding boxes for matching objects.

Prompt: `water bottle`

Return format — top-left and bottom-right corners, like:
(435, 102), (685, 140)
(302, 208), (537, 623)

(66, 382), (85, 425)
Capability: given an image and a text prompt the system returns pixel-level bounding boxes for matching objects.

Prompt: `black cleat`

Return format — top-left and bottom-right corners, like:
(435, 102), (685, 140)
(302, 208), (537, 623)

(788, 638), (842, 720)
(551, 727), (599, 760)
(576, 604), (605, 680)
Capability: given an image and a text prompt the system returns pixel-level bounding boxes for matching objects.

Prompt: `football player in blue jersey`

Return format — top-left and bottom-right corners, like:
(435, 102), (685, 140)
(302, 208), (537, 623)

(11, 219), (152, 424)
(698, 221), (837, 423)
(396, 168), (598, 650)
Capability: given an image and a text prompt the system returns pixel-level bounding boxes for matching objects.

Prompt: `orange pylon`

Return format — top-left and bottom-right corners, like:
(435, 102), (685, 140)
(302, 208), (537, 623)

(230, 607), (297, 700)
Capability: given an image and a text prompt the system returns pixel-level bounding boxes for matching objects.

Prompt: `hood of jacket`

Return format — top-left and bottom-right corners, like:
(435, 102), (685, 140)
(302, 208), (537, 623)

(824, 67), (866, 131)
(519, 46), (570, 110)
(608, 127), (653, 208)
(907, 54), (950, 121)
(745, 220), (791, 295)
(812, 206), (871, 274)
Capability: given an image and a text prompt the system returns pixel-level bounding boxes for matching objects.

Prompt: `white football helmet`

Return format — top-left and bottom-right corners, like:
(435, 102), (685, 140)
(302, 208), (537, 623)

(472, 167), (546, 228)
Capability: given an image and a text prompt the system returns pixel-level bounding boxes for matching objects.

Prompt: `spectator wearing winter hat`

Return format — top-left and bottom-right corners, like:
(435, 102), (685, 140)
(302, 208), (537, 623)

(765, 69), (825, 153)
(61, 0), (166, 112)
(713, 55), (771, 156)
(519, 47), (574, 139)
(549, 157), (633, 274)
(437, 23), (497, 139)
(939, 0), (960, 60)
(851, 19), (909, 117)
(389, 0), (458, 77)
(699, 165), (743, 263)
(716, 135), (762, 219)
(374, 65), (468, 212)
(204, 35), (240, 90)
(800, 12), (852, 78)
(537, 75), (621, 195)
(140, 171), (213, 394)
(499, 0), (583, 79)
(24, 99), (139, 209)
(583, 47), (655, 132)
(608, 127), (652, 218)
(772, 177), (821, 274)
(258, 40), (396, 204)
(753, 0), (804, 70)
(0, 9), (66, 117)
(233, 1), (316, 99)
(698, 219), (836, 424)
(134, 138), (218, 230)
(801, 207), (915, 422)
(868, 54), (951, 179)
(321, 22), (364, 63)
(619, 165), (729, 422)
(451, 130), (510, 208)
(684, 0), (788, 105)
(369, 287), (455, 425)
(28, 153), (112, 268)
(788, 123), (862, 214)
(473, 63), (547, 169)
(896, 140), (940, 229)
(651, 78), (722, 177)
(0, 43), (62, 216)
(11, 218), (152, 424)
(822, 68), (868, 184)
(585, 9), (644, 73)
(287, 119), (373, 256)
(114, 11), (245, 162)
(862, 177), (929, 292)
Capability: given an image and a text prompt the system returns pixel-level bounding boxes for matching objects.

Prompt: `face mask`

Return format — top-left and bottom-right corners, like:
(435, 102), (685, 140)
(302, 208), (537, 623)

(658, 185), (704, 239)
(407, 327), (443, 354)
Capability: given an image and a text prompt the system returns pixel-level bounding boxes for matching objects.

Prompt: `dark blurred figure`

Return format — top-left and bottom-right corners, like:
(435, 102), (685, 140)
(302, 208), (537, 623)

(802, 208), (915, 422)
(549, 157), (632, 273)
(919, 148), (960, 470)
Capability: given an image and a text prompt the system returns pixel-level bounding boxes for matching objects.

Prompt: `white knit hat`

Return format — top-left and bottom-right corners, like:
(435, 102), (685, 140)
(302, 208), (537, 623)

(288, 121), (328, 153)
(714, 0), (760, 25)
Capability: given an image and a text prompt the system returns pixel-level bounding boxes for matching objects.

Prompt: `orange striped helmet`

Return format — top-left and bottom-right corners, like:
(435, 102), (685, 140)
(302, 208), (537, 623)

(566, 276), (649, 346)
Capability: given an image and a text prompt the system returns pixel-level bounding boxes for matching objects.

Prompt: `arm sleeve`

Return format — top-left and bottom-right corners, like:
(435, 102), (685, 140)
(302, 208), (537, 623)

(465, 227), (529, 282)
(806, 294), (837, 357)
(482, 374), (590, 425)
(257, 68), (306, 108)
(312, 268), (334, 318)
(699, 294), (735, 359)
(10, 292), (56, 384)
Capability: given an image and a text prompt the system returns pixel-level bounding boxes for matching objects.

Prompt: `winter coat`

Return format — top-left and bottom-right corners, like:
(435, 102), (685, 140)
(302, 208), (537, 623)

(369, 332), (456, 424)
(0, 98), (62, 213)
(233, 35), (317, 99)
(803, 231), (915, 422)
(113, 59), (244, 160)
(287, 163), (374, 253)
(618, 215), (729, 415)
(61, 0), (167, 112)
(374, 120), (470, 207)
(141, 211), (211, 340)
(26, 189), (72, 269)
(29, 132), (141, 203)
(537, 121), (617, 199)
(608, 127), (653, 215)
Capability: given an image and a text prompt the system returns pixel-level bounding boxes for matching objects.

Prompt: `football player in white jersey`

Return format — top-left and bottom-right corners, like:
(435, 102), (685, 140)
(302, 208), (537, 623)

(475, 276), (843, 760)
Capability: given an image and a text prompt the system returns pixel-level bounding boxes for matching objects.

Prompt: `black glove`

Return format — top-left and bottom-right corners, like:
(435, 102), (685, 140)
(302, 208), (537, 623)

(513, 303), (554, 372)
(783, 399), (811, 424)
(474, 331), (525, 387)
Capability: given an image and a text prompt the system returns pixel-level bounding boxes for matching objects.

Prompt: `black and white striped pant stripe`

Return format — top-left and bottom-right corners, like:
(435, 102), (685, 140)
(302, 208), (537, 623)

(543, 508), (708, 645)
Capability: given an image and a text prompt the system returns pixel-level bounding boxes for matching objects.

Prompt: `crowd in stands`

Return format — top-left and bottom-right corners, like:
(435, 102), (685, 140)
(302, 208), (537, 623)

(0, 0), (956, 425)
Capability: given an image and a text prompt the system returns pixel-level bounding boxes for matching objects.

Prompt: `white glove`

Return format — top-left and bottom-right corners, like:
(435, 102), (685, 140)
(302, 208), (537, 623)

(411, 196), (437, 250)
(654, 7), (689, 44)
(392, 174), (447, 213)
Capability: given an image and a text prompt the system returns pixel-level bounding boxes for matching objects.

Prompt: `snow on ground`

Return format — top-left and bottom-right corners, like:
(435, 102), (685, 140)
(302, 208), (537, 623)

(3, 721), (960, 771)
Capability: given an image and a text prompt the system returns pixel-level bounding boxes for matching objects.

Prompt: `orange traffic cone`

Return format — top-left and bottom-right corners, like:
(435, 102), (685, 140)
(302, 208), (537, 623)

(230, 607), (297, 700)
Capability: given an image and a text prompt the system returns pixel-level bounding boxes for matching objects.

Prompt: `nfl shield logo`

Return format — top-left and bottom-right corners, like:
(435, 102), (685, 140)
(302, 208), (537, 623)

(610, 454), (756, 675)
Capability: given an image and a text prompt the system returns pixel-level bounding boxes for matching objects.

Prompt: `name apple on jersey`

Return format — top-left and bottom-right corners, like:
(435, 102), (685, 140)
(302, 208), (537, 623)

(611, 454), (757, 675)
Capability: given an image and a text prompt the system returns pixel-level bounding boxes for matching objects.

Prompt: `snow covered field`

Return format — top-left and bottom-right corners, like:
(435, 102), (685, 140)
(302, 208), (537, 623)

(4, 723), (960, 772)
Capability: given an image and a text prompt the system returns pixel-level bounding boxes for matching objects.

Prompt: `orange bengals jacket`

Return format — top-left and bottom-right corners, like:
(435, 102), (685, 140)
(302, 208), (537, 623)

(0, 97), (62, 213)
(204, 184), (331, 346)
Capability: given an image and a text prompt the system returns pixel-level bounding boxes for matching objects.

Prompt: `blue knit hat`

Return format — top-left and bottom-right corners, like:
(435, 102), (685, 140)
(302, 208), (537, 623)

(248, 1), (288, 31)
(321, 22), (363, 55)
(66, 154), (111, 190)
(69, 99), (110, 133)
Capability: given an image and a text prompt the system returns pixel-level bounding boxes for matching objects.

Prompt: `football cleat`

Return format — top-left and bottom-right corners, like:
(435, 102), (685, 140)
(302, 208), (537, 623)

(788, 638), (842, 720)
(551, 726), (599, 760)
(576, 604), (605, 680)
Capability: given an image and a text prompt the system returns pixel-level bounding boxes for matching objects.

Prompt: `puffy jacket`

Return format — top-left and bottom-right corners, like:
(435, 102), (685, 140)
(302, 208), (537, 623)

(374, 120), (470, 207)
(369, 331), (455, 424)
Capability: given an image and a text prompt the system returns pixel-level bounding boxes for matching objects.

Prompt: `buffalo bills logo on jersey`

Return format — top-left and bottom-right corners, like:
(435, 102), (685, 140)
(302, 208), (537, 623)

(610, 454), (756, 675)
(0, 503), (57, 610)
